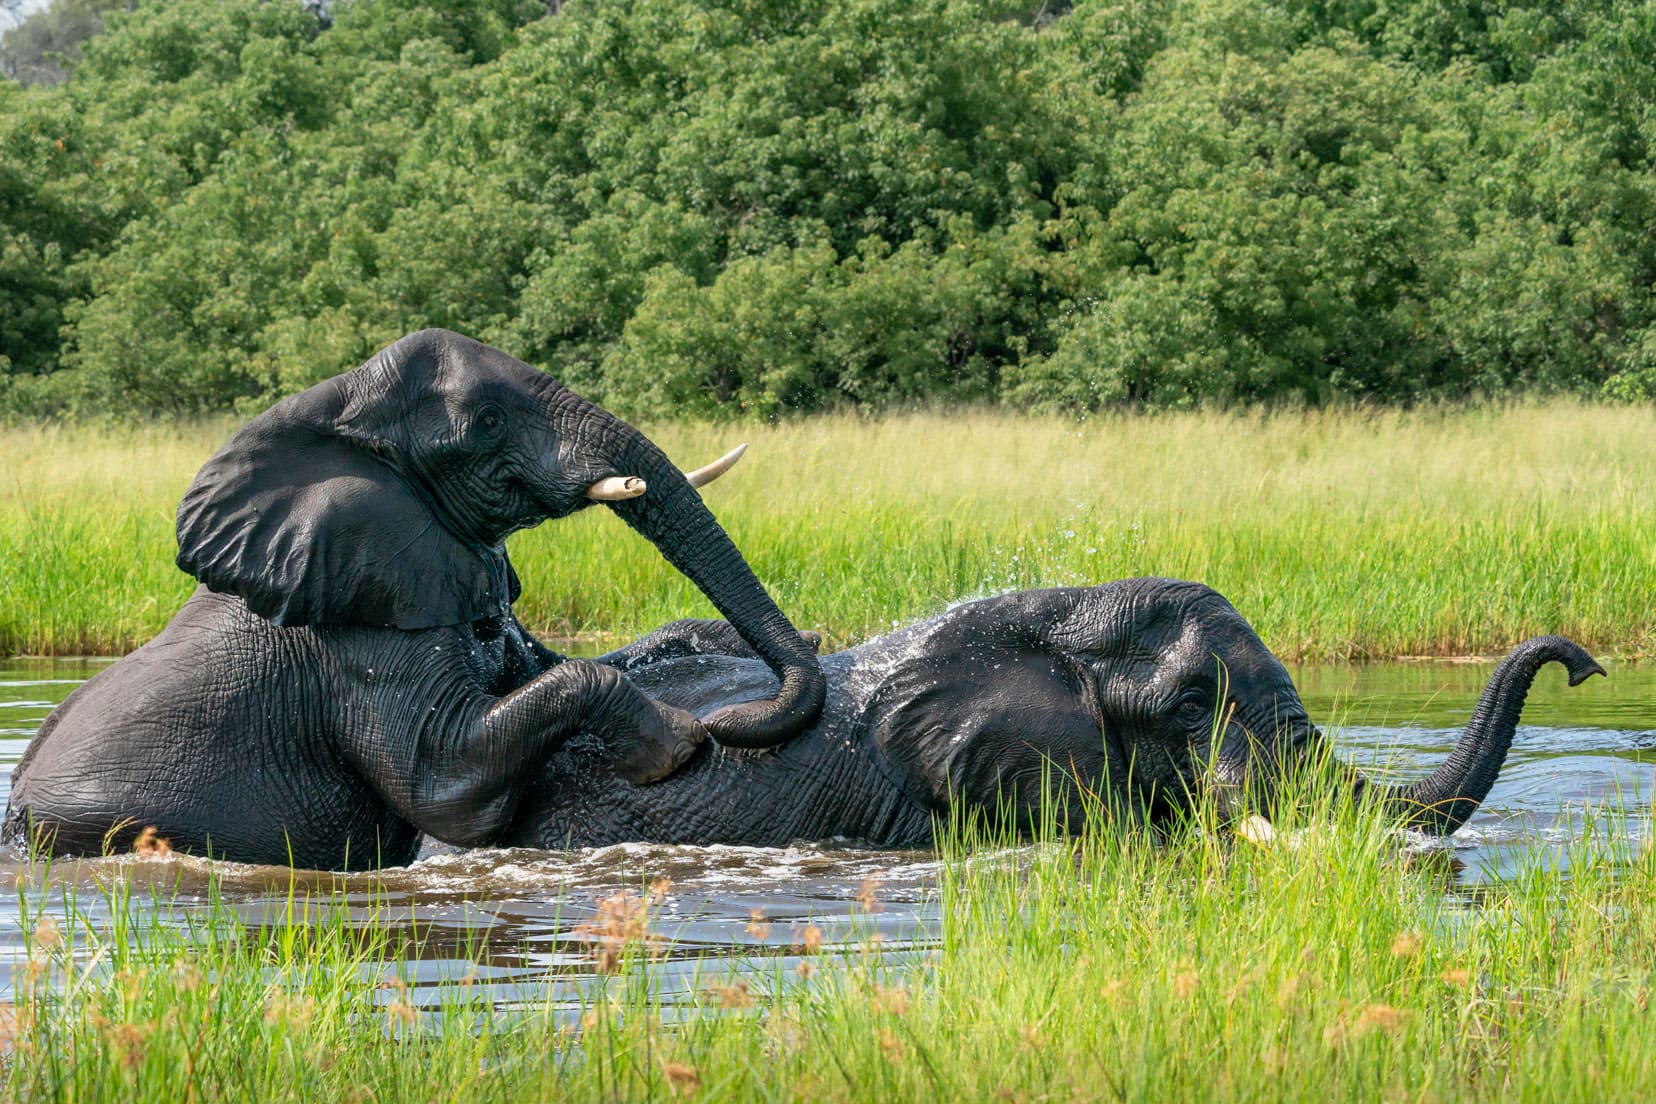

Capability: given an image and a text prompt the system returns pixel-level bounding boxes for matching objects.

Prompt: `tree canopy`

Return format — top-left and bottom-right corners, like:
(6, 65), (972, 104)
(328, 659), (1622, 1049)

(3, 0), (1653, 418)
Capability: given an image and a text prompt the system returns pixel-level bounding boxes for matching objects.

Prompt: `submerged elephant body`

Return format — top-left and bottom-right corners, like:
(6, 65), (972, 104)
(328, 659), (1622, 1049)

(5, 330), (824, 869)
(506, 581), (1605, 850)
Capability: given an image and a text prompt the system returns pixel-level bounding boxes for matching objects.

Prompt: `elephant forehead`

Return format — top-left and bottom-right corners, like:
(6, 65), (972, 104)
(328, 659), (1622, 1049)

(1100, 586), (1226, 664)
(352, 329), (556, 416)
(1080, 587), (1267, 700)
(438, 342), (555, 404)
(1158, 613), (1236, 677)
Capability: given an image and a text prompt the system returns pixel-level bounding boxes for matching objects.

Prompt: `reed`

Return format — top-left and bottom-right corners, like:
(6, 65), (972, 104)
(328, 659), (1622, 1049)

(3, 403), (1654, 658)
(7, 769), (1654, 1101)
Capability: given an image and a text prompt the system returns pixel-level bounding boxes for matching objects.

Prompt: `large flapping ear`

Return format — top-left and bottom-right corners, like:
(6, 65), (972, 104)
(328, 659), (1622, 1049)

(176, 374), (510, 630)
(863, 595), (1103, 811)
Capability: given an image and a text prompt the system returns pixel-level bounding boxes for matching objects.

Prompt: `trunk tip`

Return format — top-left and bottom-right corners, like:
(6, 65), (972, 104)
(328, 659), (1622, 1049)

(1569, 661), (1607, 687)
(1539, 636), (1607, 687)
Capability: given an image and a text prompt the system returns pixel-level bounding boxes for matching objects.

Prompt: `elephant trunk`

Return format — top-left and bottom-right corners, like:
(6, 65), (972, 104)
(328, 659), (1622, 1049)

(555, 397), (825, 749)
(1362, 636), (1604, 834)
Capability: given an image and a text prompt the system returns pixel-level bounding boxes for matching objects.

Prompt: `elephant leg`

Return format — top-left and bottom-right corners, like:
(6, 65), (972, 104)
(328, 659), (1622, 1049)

(344, 659), (705, 848)
(597, 618), (822, 671)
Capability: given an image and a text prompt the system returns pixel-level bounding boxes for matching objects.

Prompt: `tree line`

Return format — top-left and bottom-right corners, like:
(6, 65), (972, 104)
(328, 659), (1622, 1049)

(3, 0), (1653, 419)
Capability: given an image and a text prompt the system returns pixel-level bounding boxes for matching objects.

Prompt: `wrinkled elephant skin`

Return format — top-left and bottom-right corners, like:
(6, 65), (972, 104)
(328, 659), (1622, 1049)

(506, 580), (1604, 849)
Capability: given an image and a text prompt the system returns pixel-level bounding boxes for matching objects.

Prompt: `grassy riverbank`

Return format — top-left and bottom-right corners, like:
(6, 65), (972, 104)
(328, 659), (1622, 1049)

(8, 785), (1654, 1102)
(3, 403), (1655, 659)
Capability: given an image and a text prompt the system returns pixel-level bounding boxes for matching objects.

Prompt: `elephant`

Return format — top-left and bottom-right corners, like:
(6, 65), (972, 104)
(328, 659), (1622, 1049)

(3, 329), (824, 870)
(498, 579), (1604, 849)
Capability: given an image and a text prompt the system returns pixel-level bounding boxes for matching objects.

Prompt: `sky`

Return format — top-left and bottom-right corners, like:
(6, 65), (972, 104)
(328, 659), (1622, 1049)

(5, 0), (53, 26)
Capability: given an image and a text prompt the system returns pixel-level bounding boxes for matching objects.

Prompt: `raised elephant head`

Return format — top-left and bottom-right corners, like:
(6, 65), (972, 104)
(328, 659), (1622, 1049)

(506, 579), (1604, 847)
(175, 328), (823, 749)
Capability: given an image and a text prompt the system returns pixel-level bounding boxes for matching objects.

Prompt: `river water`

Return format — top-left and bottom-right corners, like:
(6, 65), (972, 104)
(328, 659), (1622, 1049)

(1, 656), (1650, 1016)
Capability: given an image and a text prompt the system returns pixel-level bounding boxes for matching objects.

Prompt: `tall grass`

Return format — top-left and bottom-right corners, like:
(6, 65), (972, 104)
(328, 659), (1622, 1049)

(8, 774), (1654, 1101)
(3, 403), (1654, 658)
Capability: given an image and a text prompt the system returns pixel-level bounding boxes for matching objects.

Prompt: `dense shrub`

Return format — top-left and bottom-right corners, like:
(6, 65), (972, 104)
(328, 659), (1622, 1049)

(2, 0), (1653, 417)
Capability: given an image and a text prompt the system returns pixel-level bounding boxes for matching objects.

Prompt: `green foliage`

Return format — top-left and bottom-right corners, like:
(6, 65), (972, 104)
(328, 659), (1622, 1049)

(3, 0), (1655, 416)
(603, 225), (1056, 418)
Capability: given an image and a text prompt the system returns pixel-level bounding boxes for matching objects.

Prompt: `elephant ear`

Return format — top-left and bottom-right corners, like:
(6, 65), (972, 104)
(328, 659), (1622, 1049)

(176, 378), (510, 630)
(864, 596), (1103, 811)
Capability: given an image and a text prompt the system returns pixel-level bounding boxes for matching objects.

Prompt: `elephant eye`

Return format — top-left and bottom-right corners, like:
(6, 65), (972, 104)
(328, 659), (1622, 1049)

(473, 405), (506, 438)
(1175, 695), (1212, 724)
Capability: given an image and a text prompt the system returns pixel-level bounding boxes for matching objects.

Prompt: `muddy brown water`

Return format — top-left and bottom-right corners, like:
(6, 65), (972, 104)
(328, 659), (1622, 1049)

(1, 656), (1650, 1017)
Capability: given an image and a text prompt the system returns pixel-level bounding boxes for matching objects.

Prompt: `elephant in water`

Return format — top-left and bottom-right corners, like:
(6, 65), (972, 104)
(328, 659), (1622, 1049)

(4, 329), (824, 869)
(502, 580), (1604, 849)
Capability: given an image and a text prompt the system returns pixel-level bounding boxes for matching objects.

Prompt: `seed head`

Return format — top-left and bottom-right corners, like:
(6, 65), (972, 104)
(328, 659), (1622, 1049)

(1276, 972), (1315, 1007)
(662, 1061), (699, 1097)
(1325, 1001), (1411, 1046)
(869, 982), (910, 1016)
(577, 890), (664, 972)
(133, 826), (172, 858)
(0, 1002), (31, 1051)
(31, 915), (62, 950)
(1354, 1003), (1410, 1035)
(1389, 931), (1423, 958)
(706, 980), (754, 1009)
(856, 877), (884, 913)
(107, 1021), (153, 1069)
(264, 992), (317, 1030)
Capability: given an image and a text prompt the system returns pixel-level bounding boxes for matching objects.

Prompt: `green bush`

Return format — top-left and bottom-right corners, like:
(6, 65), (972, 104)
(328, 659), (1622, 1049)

(2, 0), (1653, 417)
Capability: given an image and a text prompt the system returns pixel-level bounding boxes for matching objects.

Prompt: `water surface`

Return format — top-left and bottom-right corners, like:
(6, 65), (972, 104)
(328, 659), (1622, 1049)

(1, 655), (1649, 1016)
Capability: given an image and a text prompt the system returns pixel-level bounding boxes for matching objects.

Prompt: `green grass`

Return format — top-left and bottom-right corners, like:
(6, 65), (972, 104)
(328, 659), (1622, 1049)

(8, 406), (1652, 1101)
(8, 774), (1655, 1102)
(3, 403), (1655, 658)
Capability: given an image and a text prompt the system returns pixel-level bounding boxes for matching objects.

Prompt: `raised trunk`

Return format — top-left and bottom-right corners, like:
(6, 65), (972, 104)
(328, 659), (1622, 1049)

(1371, 636), (1604, 834)
(557, 399), (825, 749)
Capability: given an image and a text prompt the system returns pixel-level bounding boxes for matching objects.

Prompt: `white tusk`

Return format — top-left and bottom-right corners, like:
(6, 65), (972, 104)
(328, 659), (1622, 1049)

(585, 476), (646, 501)
(684, 443), (748, 489)
(1233, 815), (1278, 847)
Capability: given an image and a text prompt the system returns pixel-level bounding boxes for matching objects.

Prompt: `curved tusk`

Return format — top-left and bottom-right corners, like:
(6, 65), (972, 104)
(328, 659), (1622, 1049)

(684, 443), (748, 489)
(586, 476), (647, 501)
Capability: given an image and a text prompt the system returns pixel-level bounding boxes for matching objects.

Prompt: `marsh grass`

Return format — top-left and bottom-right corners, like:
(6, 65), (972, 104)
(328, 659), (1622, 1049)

(6, 764), (1655, 1102)
(3, 403), (1655, 658)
